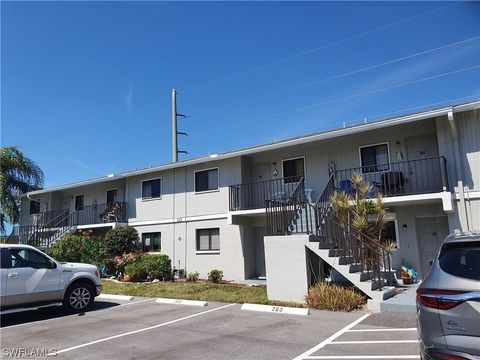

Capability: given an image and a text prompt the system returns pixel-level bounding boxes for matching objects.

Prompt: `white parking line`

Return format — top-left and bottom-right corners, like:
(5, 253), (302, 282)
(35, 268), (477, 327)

(291, 314), (371, 360)
(304, 356), (420, 359)
(329, 340), (419, 344)
(49, 303), (236, 355)
(97, 294), (134, 301)
(346, 327), (417, 332)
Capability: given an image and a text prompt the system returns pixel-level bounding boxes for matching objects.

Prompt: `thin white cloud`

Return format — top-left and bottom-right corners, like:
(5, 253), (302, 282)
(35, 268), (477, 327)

(74, 158), (105, 175)
(125, 86), (134, 112)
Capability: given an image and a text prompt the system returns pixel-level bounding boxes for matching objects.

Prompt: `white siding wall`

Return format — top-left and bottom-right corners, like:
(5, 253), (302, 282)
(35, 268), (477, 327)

(58, 179), (126, 213)
(246, 119), (437, 199)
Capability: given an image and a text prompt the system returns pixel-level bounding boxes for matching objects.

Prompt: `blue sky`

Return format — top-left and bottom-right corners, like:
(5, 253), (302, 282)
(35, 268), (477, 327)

(1, 1), (479, 187)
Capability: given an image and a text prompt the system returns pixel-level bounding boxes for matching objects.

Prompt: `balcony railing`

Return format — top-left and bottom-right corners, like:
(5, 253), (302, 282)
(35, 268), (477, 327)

(229, 176), (304, 211)
(7, 202), (128, 246)
(73, 202), (128, 225)
(334, 156), (448, 198)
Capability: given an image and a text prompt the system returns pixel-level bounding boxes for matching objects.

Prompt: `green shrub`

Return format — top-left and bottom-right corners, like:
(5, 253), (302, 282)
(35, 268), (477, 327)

(187, 271), (200, 282)
(123, 254), (171, 282)
(143, 254), (171, 280)
(50, 233), (107, 265)
(124, 261), (148, 282)
(50, 234), (84, 263)
(104, 227), (140, 256)
(115, 252), (143, 274)
(207, 269), (223, 283)
(305, 282), (366, 312)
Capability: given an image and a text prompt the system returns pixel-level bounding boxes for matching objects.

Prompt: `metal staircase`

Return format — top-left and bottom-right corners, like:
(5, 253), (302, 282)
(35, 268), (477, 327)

(266, 174), (396, 301)
(9, 209), (76, 248)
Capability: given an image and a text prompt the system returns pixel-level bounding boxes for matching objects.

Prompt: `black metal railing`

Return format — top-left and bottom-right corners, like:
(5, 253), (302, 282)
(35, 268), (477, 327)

(323, 213), (393, 289)
(229, 175), (304, 211)
(266, 179), (311, 235)
(73, 202), (127, 226)
(9, 202), (128, 247)
(265, 172), (393, 290)
(34, 209), (69, 227)
(334, 156), (448, 197)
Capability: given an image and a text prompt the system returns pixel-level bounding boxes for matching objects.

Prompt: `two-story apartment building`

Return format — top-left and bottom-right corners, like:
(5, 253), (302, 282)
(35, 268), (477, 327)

(14, 101), (480, 303)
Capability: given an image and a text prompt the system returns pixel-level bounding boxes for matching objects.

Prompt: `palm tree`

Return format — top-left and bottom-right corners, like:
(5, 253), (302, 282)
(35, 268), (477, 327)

(0, 146), (44, 233)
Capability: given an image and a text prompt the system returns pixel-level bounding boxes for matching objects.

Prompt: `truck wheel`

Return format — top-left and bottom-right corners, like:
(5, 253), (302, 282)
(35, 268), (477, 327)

(63, 282), (94, 313)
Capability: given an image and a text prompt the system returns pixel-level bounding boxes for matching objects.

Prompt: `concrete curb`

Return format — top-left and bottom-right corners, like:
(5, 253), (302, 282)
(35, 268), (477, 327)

(97, 294), (134, 301)
(241, 303), (309, 316)
(155, 298), (208, 307)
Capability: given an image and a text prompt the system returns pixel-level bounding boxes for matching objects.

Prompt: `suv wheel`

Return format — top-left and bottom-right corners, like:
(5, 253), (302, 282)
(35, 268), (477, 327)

(63, 282), (94, 312)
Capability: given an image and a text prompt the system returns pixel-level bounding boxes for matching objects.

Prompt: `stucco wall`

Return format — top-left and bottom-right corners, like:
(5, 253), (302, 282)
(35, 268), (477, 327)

(264, 234), (310, 303)
(391, 203), (448, 278)
(134, 218), (245, 281)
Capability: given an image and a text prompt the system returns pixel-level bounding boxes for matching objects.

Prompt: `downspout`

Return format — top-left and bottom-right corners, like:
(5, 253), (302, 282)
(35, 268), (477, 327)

(448, 109), (470, 231)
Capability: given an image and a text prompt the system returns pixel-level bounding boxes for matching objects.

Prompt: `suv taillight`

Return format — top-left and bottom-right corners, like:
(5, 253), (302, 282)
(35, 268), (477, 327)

(416, 288), (467, 310)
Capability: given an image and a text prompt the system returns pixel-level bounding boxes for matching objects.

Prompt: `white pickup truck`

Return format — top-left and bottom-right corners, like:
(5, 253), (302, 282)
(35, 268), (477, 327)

(0, 244), (102, 313)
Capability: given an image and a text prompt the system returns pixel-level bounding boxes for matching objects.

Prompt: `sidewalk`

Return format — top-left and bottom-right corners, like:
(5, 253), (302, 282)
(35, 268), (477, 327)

(380, 282), (420, 313)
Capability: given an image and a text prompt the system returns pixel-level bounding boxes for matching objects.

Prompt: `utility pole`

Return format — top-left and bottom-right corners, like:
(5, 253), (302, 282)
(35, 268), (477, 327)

(172, 89), (188, 162)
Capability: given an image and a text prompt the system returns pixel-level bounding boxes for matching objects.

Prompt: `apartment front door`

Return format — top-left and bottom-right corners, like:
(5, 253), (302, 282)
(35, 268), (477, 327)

(406, 134), (442, 193)
(415, 216), (449, 278)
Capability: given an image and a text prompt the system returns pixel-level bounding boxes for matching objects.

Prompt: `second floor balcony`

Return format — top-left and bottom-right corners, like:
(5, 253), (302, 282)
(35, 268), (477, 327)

(33, 202), (128, 228)
(229, 156), (449, 211)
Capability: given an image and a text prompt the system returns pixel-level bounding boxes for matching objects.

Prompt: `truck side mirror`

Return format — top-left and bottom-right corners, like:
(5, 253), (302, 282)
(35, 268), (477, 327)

(48, 260), (57, 269)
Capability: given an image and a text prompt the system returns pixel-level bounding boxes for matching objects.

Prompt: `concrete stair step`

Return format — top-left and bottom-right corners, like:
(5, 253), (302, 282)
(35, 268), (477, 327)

(338, 256), (354, 265)
(306, 243), (396, 302)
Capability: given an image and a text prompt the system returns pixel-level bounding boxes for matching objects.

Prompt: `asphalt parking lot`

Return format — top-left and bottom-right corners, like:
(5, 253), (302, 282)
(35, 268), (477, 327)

(1, 297), (420, 360)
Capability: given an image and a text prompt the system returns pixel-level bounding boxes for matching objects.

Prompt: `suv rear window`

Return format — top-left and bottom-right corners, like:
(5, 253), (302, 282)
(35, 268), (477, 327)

(439, 241), (480, 280)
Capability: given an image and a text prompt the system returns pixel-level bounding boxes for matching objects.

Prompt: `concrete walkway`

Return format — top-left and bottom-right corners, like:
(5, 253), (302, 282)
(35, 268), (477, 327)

(380, 282), (420, 313)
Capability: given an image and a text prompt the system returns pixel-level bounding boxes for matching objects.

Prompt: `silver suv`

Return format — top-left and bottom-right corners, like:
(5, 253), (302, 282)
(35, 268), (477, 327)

(416, 230), (480, 360)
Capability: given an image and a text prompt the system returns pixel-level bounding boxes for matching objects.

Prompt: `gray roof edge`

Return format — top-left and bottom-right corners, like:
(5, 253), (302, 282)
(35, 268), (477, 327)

(26, 100), (480, 196)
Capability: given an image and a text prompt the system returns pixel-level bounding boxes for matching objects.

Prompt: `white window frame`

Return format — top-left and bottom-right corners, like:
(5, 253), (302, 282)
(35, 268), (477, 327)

(194, 167), (220, 194)
(281, 156), (306, 183)
(141, 177), (162, 201)
(195, 228), (220, 254)
(358, 142), (390, 173)
(73, 194), (85, 211)
(106, 188), (119, 203)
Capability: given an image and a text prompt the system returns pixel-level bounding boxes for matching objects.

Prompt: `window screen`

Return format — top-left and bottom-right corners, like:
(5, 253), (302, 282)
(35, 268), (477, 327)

(29, 201), (41, 215)
(142, 179), (161, 199)
(74, 195), (84, 210)
(107, 189), (118, 203)
(195, 169), (219, 192)
(282, 158), (305, 183)
(360, 144), (389, 173)
(196, 228), (220, 251)
(142, 233), (161, 252)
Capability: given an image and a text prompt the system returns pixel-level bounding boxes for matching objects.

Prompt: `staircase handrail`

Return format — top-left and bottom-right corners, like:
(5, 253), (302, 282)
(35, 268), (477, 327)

(325, 212), (393, 289)
(42, 208), (70, 228)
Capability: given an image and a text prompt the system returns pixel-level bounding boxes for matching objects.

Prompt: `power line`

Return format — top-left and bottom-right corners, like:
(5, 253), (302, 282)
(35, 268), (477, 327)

(236, 65), (480, 124)
(183, 1), (463, 94)
(189, 36), (479, 117)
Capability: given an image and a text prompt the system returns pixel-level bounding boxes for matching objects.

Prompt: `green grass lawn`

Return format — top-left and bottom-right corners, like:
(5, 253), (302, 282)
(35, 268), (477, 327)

(101, 280), (305, 307)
